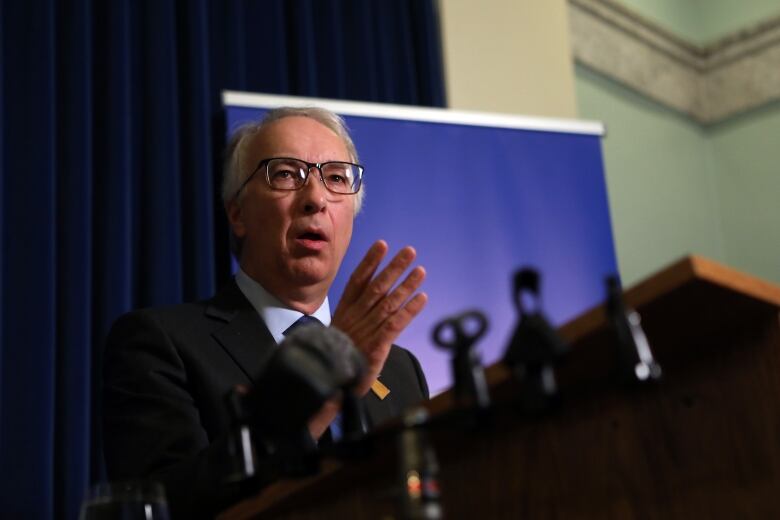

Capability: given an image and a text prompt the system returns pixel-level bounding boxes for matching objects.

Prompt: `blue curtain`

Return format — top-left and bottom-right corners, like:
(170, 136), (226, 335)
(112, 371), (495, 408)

(0, 0), (446, 518)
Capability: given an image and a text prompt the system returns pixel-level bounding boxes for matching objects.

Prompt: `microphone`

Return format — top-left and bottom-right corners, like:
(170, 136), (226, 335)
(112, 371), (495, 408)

(251, 325), (366, 436)
(280, 324), (370, 442)
(397, 408), (443, 520)
(223, 325), (367, 483)
(605, 277), (662, 384)
(223, 326), (365, 485)
(503, 268), (568, 412)
(432, 310), (491, 410)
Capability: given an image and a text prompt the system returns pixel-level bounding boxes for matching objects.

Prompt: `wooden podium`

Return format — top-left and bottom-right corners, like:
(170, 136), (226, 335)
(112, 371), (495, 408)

(220, 256), (780, 519)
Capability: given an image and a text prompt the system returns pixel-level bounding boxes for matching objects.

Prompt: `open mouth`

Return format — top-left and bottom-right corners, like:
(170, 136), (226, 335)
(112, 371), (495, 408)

(298, 231), (325, 242)
(294, 229), (328, 251)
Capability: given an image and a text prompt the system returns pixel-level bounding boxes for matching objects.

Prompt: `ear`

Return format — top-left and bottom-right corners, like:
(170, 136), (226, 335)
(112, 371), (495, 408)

(225, 199), (247, 239)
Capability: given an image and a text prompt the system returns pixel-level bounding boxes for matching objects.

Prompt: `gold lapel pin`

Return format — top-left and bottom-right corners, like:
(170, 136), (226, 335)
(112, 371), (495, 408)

(371, 379), (390, 400)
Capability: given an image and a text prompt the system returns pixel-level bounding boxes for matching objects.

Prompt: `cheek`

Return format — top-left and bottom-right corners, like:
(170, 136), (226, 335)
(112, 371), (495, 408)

(254, 199), (293, 241)
(335, 211), (354, 251)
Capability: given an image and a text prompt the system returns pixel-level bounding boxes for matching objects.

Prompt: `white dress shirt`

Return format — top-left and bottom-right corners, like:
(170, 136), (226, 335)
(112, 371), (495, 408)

(235, 268), (331, 345)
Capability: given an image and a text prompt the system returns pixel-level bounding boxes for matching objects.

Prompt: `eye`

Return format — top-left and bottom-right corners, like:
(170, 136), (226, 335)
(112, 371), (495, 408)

(266, 160), (305, 189)
(271, 169), (295, 180)
(322, 164), (354, 186)
(326, 173), (346, 185)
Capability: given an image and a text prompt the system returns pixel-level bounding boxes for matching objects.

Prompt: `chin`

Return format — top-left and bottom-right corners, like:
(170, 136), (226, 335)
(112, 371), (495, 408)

(287, 261), (334, 287)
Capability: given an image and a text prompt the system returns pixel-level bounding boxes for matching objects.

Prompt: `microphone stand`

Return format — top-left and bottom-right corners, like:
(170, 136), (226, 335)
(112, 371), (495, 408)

(396, 408), (443, 520)
(432, 310), (491, 411)
(503, 268), (568, 413)
(605, 276), (662, 385)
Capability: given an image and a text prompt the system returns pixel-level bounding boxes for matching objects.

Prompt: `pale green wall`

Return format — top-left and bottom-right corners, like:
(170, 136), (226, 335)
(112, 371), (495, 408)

(575, 65), (725, 286)
(577, 1), (780, 287)
(617, 0), (780, 44)
(616, 0), (701, 41)
(692, 0), (780, 43)
(576, 62), (780, 286)
(709, 105), (780, 284)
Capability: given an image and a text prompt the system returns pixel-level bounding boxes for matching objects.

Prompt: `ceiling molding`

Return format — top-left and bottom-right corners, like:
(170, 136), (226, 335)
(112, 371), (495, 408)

(570, 0), (780, 124)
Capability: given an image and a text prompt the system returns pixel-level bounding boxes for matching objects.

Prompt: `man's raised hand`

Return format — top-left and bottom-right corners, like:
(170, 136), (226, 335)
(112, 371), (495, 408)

(331, 240), (427, 395)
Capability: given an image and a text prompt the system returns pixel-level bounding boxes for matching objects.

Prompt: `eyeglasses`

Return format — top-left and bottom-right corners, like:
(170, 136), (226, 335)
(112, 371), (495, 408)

(236, 157), (364, 198)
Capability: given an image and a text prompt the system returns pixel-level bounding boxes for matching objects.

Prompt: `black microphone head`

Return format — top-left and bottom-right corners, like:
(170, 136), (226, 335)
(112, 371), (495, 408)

(282, 325), (366, 387)
(247, 326), (365, 436)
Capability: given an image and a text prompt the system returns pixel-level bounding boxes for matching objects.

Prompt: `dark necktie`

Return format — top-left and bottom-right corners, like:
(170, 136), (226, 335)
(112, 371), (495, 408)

(281, 315), (343, 441)
(282, 315), (323, 336)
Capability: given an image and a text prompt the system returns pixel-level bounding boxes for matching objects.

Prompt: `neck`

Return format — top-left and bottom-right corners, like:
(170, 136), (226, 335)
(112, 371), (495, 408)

(240, 265), (327, 315)
(272, 288), (325, 315)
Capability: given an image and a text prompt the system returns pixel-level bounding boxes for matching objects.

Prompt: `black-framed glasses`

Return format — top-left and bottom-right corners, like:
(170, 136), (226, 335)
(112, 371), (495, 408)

(236, 157), (364, 198)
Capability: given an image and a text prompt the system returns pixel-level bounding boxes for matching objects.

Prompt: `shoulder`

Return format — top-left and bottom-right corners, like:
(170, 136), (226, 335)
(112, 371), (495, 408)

(106, 280), (247, 347)
(109, 300), (205, 330)
(108, 300), (209, 338)
(104, 301), (213, 363)
(384, 344), (430, 401)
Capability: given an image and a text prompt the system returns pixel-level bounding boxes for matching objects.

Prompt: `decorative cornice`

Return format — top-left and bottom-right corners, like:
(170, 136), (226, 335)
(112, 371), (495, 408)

(569, 0), (780, 124)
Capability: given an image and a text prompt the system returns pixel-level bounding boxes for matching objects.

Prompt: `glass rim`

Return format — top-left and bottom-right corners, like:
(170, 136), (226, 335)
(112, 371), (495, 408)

(83, 480), (167, 503)
(235, 156), (364, 198)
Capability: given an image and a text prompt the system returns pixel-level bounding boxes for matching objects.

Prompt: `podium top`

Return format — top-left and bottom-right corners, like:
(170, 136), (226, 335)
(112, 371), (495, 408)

(560, 255), (780, 345)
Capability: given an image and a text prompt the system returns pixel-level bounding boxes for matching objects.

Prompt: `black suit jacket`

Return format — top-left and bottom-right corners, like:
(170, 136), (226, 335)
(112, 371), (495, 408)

(102, 280), (429, 519)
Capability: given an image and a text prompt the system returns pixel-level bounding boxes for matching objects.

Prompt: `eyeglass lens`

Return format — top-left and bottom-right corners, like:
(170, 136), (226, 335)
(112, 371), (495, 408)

(266, 158), (360, 194)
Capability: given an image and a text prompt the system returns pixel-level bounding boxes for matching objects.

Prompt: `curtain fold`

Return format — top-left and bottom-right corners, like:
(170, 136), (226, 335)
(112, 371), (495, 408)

(2, 2), (58, 518)
(54, 1), (93, 517)
(0, 0), (445, 518)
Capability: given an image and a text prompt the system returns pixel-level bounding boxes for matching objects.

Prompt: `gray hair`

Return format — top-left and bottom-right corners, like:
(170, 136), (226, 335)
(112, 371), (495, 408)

(222, 106), (364, 212)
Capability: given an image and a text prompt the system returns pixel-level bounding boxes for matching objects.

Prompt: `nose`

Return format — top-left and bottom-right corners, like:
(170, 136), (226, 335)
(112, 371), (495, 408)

(298, 167), (328, 214)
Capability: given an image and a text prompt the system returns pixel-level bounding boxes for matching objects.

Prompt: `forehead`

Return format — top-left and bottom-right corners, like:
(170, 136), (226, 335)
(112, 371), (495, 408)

(243, 116), (350, 165)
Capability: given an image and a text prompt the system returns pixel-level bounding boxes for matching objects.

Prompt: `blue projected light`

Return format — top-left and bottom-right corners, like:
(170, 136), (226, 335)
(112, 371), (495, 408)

(225, 97), (617, 395)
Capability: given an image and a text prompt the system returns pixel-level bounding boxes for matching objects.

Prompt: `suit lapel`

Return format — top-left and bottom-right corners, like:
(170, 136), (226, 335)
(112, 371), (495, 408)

(362, 375), (394, 428)
(206, 280), (277, 385)
(204, 281), (405, 430)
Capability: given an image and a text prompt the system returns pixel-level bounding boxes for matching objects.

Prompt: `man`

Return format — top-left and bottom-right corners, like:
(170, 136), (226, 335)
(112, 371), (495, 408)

(102, 107), (429, 518)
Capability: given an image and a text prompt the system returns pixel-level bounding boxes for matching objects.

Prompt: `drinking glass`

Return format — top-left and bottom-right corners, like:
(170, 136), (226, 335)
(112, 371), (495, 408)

(79, 480), (170, 520)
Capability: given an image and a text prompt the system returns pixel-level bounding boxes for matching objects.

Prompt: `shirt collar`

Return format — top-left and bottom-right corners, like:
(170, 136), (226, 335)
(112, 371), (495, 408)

(235, 268), (331, 345)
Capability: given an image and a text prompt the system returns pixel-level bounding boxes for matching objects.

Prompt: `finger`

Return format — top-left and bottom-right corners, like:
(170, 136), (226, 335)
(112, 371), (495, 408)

(340, 240), (388, 305)
(346, 266), (425, 340)
(368, 266), (426, 323)
(378, 292), (428, 340)
(355, 246), (417, 310)
(353, 291), (428, 385)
